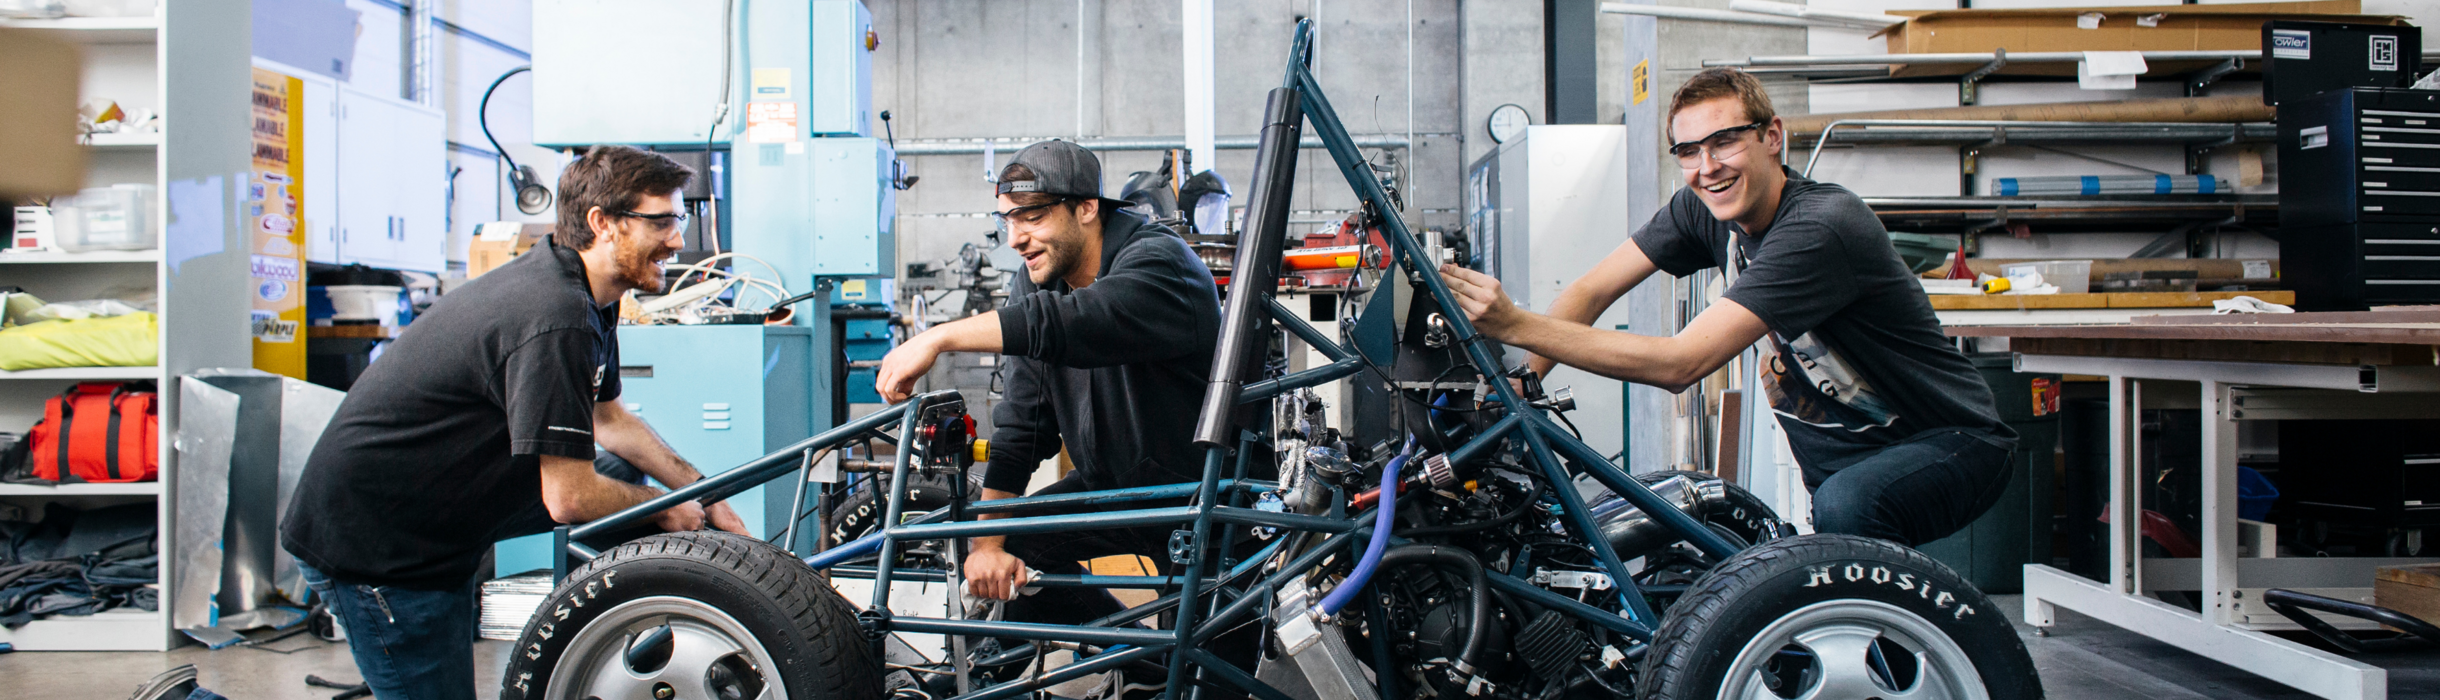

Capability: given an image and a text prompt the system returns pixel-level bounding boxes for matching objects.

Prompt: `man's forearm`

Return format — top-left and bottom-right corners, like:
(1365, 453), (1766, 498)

(1531, 284), (1611, 376)
(595, 406), (702, 488)
(967, 487), (1021, 552)
(923, 311), (1005, 354)
(541, 454), (668, 524)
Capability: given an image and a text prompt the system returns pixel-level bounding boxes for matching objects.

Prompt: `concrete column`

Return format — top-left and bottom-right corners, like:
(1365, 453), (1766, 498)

(1182, 0), (1215, 173)
(1544, 0), (1597, 123)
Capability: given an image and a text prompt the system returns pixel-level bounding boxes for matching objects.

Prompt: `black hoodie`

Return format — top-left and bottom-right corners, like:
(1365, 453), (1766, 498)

(983, 208), (1224, 494)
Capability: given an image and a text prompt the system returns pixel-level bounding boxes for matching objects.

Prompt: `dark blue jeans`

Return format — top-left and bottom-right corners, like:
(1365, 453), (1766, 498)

(299, 560), (476, 700)
(1805, 426), (2016, 547)
(293, 451), (650, 700)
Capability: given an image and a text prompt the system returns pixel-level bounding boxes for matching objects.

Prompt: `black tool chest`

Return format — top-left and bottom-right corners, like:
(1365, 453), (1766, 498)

(2278, 88), (2440, 309)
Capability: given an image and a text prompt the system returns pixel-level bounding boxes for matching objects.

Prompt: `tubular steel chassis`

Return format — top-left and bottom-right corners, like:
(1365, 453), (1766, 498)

(549, 21), (1746, 700)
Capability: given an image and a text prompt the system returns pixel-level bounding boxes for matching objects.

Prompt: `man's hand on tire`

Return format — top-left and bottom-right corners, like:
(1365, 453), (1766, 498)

(704, 501), (750, 535)
(653, 500), (707, 532)
(964, 546), (1031, 601)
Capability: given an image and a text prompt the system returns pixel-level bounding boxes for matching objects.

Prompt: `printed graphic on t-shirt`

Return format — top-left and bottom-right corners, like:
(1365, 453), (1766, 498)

(1759, 332), (1898, 434)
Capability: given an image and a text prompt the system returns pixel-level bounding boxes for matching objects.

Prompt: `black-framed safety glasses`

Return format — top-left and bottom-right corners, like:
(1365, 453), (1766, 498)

(1668, 121), (1767, 166)
(991, 197), (1076, 234)
(616, 209), (692, 234)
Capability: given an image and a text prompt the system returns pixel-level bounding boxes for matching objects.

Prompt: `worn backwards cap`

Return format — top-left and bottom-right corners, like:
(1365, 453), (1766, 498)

(999, 140), (1129, 209)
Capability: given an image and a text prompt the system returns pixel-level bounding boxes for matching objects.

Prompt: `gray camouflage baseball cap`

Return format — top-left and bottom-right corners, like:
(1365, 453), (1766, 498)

(999, 139), (1130, 210)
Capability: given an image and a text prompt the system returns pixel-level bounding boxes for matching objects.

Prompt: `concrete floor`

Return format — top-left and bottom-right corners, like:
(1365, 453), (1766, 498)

(4, 595), (2435, 699)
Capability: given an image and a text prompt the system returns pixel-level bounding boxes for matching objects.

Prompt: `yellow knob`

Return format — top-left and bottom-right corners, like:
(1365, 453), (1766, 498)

(972, 439), (990, 463)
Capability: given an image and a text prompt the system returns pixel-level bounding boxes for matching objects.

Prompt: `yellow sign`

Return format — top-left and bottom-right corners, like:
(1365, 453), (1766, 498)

(249, 68), (307, 379)
(1632, 59), (1650, 105)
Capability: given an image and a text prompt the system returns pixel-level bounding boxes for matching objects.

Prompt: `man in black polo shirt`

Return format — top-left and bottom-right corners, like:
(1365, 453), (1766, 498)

(1441, 68), (2015, 548)
(281, 145), (746, 700)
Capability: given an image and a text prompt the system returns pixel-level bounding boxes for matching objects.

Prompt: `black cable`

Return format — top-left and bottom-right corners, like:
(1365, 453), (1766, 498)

(705, 0), (737, 152)
(478, 65), (531, 171)
(1395, 479), (1545, 538)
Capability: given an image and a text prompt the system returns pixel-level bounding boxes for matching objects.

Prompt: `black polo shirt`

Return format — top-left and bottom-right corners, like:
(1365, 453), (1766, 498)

(282, 238), (620, 589)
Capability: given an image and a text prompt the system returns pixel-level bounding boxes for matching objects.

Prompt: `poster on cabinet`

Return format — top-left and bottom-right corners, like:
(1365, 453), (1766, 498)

(250, 68), (307, 379)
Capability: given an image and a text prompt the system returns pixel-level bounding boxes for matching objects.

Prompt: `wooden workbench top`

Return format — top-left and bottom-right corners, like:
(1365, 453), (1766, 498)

(1948, 306), (2440, 366)
(1927, 290), (2292, 311)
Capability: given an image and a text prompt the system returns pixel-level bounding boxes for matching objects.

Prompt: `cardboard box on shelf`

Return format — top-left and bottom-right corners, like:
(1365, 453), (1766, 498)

(1876, 0), (2405, 78)
(0, 29), (86, 200)
(467, 222), (551, 278)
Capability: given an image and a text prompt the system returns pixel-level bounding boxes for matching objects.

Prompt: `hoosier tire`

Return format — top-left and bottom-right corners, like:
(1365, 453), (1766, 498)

(1638, 534), (2041, 700)
(499, 531), (880, 700)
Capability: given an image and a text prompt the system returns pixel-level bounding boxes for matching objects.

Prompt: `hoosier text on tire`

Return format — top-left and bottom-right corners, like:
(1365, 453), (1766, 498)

(1637, 534), (2042, 700)
(500, 531), (882, 700)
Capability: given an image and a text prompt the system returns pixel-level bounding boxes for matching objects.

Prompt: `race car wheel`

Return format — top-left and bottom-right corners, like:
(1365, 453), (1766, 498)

(1638, 534), (2041, 700)
(500, 531), (880, 700)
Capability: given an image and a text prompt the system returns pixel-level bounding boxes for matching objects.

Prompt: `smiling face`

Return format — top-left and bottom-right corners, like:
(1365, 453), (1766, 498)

(998, 195), (1101, 287)
(1669, 96), (1787, 231)
(609, 191), (685, 294)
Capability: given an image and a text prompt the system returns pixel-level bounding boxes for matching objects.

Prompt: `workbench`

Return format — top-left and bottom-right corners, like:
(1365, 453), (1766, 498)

(1948, 307), (2440, 700)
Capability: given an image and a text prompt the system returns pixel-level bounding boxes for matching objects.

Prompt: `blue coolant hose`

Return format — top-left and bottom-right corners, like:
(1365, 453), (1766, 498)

(1315, 440), (1413, 617)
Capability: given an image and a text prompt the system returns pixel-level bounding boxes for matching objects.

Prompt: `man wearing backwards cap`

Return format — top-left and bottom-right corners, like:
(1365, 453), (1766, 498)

(875, 139), (1226, 697)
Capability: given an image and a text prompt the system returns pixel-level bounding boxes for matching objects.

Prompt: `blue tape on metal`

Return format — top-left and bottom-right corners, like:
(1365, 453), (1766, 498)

(2082, 176), (2099, 195)
(2156, 174), (2171, 194)
(1998, 179), (2018, 196)
(2198, 174), (2217, 194)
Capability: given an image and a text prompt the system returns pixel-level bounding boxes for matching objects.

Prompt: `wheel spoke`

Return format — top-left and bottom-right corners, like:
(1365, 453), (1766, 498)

(663, 624), (748, 697)
(1788, 624), (1886, 700)
(583, 641), (659, 700)
(1881, 651), (1955, 700)
(1741, 668), (1790, 700)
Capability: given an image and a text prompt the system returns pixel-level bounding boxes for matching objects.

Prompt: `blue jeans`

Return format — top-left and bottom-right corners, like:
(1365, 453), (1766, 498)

(1805, 426), (2016, 547)
(299, 561), (476, 700)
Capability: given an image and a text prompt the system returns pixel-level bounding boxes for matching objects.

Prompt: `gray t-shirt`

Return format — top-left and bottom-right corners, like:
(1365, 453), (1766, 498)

(1632, 167), (2011, 471)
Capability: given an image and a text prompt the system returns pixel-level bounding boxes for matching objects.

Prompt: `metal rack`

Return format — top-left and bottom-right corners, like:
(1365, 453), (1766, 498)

(1868, 195), (2275, 241)
(1793, 119), (2275, 200)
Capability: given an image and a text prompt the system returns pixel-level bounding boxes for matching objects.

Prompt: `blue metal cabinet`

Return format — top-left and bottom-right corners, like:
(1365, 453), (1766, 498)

(494, 325), (818, 577)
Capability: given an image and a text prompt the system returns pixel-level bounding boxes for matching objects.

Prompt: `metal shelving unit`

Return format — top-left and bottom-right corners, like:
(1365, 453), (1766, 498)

(0, 1), (257, 652)
(1791, 119), (2277, 203)
(1869, 195), (2276, 235)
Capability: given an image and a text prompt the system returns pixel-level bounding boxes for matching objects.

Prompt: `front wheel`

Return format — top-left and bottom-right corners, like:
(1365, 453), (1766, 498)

(1638, 534), (2041, 700)
(500, 531), (881, 700)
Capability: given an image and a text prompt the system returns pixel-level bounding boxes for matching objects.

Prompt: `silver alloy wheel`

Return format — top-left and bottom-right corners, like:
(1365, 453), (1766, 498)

(546, 596), (779, 700)
(1718, 598), (1988, 700)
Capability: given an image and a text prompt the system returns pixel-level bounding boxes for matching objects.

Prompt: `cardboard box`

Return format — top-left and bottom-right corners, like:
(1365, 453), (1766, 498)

(1876, 1), (2405, 77)
(466, 222), (551, 278)
(2375, 563), (2440, 630)
(0, 29), (87, 200)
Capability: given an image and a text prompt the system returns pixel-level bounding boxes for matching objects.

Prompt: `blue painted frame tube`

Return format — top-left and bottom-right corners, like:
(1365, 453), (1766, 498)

(888, 506), (1201, 541)
(566, 396), (923, 541)
(866, 402), (930, 615)
(889, 617), (1177, 647)
(1183, 648), (1300, 700)
(1164, 448), (1230, 693)
(1514, 417), (1659, 624)
(959, 645), (1166, 700)
(1483, 568), (1655, 641)
(1544, 422), (1741, 559)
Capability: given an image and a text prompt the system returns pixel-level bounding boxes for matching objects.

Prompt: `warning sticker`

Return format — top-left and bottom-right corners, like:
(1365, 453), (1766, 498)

(251, 311), (298, 343)
(746, 101), (799, 144)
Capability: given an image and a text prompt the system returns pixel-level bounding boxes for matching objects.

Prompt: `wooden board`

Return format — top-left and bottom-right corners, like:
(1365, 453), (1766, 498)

(2002, 336), (2439, 366)
(1929, 291), (2295, 311)
(2376, 564), (2440, 629)
(307, 324), (403, 339)
(2131, 306), (2440, 325)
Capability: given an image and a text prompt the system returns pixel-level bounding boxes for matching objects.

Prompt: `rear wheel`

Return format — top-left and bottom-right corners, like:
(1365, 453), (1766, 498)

(1638, 534), (2041, 700)
(500, 531), (880, 700)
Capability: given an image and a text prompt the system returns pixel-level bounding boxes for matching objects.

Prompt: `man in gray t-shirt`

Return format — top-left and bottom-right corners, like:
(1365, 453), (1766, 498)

(1443, 68), (2015, 547)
